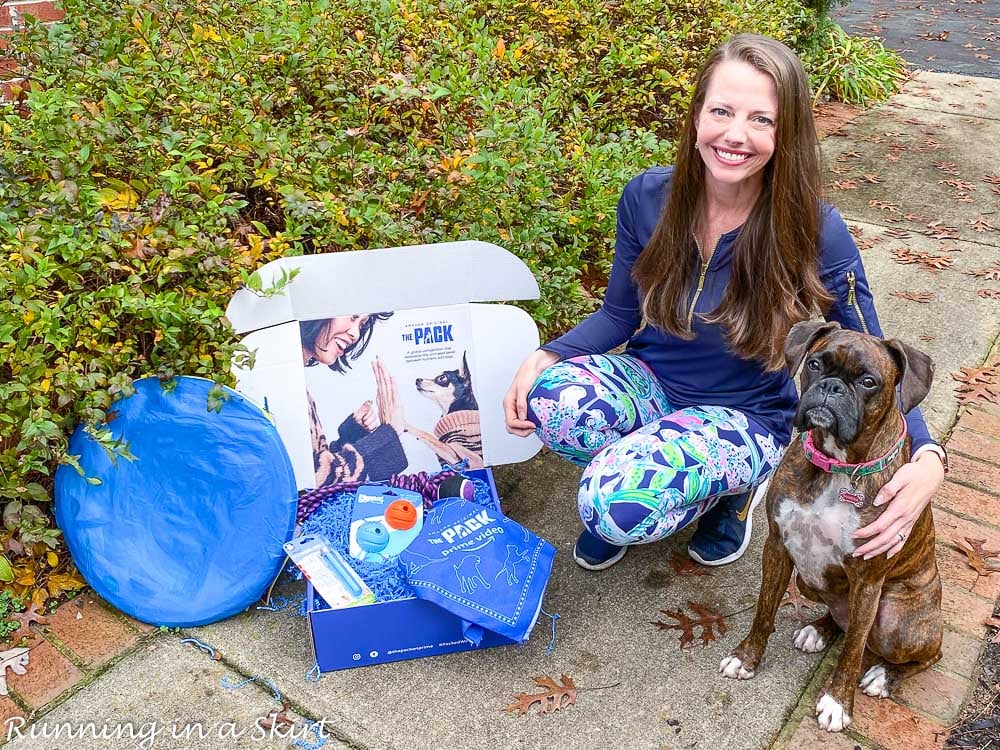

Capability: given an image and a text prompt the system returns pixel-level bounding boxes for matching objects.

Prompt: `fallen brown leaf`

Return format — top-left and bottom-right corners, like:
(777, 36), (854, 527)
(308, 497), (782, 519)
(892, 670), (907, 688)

(956, 382), (1000, 405)
(969, 218), (995, 233)
(869, 200), (899, 212)
(653, 601), (727, 649)
(8, 603), (48, 643)
(669, 552), (711, 578)
(979, 289), (1000, 300)
(779, 572), (821, 624)
(828, 180), (858, 190)
(938, 178), (976, 191)
(504, 675), (577, 716)
(951, 366), (998, 385)
(892, 290), (935, 303)
(966, 264), (1000, 281)
(953, 538), (1000, 583)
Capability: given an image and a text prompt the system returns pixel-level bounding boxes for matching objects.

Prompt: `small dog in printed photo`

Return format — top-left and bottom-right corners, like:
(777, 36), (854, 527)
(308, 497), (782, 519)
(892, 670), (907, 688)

(408, 352), (484, 469)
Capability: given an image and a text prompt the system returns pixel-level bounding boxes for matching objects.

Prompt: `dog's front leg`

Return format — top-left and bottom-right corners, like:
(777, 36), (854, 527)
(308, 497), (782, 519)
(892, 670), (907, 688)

(720, 529), (792, 680)
(815, 574), (885, 732)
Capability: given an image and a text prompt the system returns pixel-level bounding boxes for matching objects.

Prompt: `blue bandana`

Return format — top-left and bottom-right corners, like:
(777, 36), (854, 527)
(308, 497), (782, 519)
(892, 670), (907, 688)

(400, 498), (555, 645)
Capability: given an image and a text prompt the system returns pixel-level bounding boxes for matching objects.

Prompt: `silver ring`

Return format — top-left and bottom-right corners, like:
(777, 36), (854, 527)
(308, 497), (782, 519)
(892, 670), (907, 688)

(897, 531), (906, 543)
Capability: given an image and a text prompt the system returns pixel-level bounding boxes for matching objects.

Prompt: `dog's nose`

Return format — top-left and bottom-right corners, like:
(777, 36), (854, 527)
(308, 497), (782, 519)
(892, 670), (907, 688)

(815, 377), (848, 397)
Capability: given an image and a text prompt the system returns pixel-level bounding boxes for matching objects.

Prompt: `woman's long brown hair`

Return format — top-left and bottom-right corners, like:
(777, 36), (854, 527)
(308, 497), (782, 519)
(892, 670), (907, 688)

(632, 34), (833, 371)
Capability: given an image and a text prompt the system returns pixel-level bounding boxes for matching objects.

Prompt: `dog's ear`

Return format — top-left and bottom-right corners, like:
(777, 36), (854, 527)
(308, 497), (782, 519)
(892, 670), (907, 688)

(460, 351), (469, 379)
(783, 320), (841, 375)
(883, 339), (934, 413)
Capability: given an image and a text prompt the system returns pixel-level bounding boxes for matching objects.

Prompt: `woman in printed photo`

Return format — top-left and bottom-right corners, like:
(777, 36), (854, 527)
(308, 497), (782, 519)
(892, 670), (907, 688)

(301, 314), (410, 487)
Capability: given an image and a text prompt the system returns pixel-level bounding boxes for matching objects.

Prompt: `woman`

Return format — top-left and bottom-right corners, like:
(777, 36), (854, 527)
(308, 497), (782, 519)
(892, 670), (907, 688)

(301, 314), (409, 487)
(503, 34), (946, 571)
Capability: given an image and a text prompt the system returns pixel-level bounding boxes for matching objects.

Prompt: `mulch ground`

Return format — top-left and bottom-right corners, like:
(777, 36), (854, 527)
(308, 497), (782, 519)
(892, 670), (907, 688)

(946, 602), (1000, 749)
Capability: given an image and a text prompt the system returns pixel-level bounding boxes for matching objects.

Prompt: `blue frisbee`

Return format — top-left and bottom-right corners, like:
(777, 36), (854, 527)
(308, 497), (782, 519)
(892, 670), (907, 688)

(55, 377), (297, 627)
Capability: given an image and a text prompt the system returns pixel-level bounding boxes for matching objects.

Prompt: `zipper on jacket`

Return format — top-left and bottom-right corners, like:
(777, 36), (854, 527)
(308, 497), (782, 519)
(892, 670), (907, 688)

(846, 271), (870, 334)
(687, 236), (716, 327)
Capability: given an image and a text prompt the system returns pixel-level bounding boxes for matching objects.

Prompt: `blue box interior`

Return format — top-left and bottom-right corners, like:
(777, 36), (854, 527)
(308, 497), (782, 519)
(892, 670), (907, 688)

(306, 467), (519, 672)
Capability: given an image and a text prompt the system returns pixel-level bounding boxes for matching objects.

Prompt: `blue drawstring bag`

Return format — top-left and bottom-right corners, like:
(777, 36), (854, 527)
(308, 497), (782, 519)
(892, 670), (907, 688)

(399, 497), (555, 645)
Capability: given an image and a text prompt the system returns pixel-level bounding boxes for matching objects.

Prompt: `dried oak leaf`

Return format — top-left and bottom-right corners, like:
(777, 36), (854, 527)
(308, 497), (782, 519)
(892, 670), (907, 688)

(869, 200), (899, 212)
(891, 249), (953, 271)
(779, 572), (820, 624)
(504, 675), (577, 716)
(982, 175), (1000, 185)
(963, 538), (1000, 560)
(8, 603), (48, 643)
(669, 552), (711, 577)
(951, 366), (998, 385)
(956, 382), (1000, 405)
(933, 161), (961, 175)
(828, 180), (858, 190)
(892, 290), (935, 303)
(969, 218), (995, 233)
(862, 174), (882, 184)
(979, 289), (1000, 300)
(953, 537), (1000, 578)
(884, 227), (912, 239)
(938, 178), (976, 191)
(966, 264), (1000, 281)
(653, 601), (727, 649)
(259, 702), (295, 731)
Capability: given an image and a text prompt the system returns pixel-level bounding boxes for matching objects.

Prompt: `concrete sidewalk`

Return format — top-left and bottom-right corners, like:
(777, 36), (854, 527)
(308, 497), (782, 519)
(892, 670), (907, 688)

(2, 70), (998, 750)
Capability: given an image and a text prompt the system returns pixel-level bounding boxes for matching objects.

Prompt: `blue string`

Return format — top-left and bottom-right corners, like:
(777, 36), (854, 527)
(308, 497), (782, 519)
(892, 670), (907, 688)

(305, 663), (321, 682)
(542, 608), (560, 656)
(180, 638), (219, 660)
(221, 674), (282, 703)
(256, 595), (289, 612)
(291, 720), (327, 750)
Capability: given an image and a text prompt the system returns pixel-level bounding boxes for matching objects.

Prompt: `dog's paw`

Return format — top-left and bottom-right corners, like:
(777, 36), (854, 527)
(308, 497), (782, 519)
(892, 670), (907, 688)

(815, 693), (851, 733)
(859, 664), (891, 698)
(792, 625), (827, 653)
(719, 655), (755, 680)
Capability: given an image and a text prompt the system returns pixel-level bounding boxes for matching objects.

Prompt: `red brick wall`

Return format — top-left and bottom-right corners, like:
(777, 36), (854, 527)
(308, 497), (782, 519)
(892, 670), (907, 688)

(1, 0), (66, 101)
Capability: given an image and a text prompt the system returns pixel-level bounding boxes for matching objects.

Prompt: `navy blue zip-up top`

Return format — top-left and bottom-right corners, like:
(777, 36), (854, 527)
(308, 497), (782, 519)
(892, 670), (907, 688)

(543, 167), (936, 454)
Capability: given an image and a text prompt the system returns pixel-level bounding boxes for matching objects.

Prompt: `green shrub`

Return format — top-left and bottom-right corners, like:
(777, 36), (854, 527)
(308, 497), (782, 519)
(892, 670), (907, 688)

(0, 0), (901, 605)
(804, 20), (907, 106)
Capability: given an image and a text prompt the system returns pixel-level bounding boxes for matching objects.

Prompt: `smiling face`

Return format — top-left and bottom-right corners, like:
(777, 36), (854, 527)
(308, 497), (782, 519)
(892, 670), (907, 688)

(695, 60), (778, 194)
(310, 314), (367, 366)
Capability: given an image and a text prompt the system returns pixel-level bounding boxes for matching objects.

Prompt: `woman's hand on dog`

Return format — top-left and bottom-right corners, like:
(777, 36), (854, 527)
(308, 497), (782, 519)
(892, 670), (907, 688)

(852, 450), (946, 560)
(504, 349), (560, 436)
(374, 358), (406, 434)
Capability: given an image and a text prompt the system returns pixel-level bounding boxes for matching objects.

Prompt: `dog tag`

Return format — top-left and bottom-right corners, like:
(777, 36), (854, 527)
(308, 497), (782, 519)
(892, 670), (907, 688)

(838, 487), (866, 508)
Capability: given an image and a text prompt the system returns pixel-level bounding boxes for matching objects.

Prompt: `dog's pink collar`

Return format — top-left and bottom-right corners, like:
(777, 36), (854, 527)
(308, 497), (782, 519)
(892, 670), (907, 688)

(800, 416), (908, 477)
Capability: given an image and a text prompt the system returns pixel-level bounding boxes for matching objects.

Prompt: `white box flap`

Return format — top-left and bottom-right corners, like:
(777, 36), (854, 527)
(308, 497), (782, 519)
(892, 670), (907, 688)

(229, 243), (543, 491)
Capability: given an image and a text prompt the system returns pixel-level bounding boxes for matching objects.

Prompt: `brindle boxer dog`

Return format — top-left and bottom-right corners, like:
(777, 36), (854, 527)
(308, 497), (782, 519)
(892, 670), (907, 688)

(719, 320), (941, 733)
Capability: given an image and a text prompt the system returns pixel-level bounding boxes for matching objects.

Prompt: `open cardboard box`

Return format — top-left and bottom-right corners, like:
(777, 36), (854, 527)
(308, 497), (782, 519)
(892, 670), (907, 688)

(226, 241), (544, 671)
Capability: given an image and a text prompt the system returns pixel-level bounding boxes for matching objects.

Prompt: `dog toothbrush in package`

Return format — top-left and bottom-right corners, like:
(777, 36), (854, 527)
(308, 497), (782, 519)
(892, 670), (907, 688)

(283, 534), (375, 609)
(348, 486), (424, 564)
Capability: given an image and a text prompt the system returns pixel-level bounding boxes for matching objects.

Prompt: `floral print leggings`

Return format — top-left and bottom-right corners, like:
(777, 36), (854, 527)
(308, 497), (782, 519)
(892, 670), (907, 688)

(527, 354), (785, 546)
